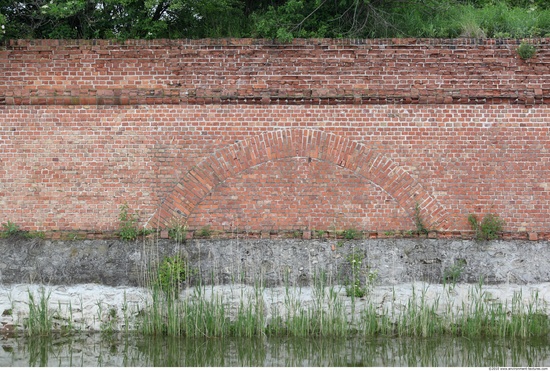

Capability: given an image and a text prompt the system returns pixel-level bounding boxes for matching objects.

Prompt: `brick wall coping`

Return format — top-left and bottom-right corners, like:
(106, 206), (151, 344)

(2, 37), (550, 48)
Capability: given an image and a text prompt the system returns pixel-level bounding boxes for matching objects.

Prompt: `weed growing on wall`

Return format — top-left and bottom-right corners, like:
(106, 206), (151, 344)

(156, 256), (192, 301)
(118, 203), (138, 240)
(118, 203), (140, 241)
(314, 229), (326, 239)
(414, 203), (429, 235)
(168, 217), (188, 243)
(1, 220), (20, 237)
(343, 228), (360, 240)
(26, 231), (46, 239)
(1, 221), (45, 239)
(196, 225), (212, 238)
(468, 213), (504, 240)
(344, 251), (377, 298)
(443, 259), (466, 288)
(517, 42), (537, 60)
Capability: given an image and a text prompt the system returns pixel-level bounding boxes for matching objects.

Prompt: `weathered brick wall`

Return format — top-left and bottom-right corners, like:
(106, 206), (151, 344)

(1, 38), (549, 238)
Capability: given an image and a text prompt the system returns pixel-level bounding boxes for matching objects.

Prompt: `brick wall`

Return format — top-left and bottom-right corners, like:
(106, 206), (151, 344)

(1, 38), (549, 239)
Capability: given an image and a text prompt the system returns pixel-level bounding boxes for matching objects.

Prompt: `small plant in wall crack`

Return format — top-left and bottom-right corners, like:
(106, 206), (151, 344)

(118, 203), (138, 241)
(413, 202), (429, 235)
(1, 220), (21, 237)
(468, 213), (504, 241)
(156, 256), (193, 301)
(314, 229), (326, 239)
(344, 251), (377, 298)
(343, 228), (360, 240)
(443, 259), (467, 288)
(1, 221), (45, 239)
(168, 217), (188, 243)
(517, 42), (537, 60)
(118, 202), (152, 241)
(196, 224), (212, 238)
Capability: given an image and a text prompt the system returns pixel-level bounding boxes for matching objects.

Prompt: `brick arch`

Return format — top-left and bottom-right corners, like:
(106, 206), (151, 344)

(147, 129), (449, 231)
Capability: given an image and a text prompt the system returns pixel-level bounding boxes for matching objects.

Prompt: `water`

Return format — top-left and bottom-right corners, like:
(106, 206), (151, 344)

(1, 334), (549, 367)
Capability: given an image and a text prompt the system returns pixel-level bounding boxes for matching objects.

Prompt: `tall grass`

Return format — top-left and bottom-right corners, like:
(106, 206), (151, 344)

(393, 1), (550, 38)
(12, 244), (550, 340)
(25, 288), (54, 336)
(137, 281), (266, 337)
(136, 273), (550, 339)
(266, 271), (349, 337)
(455, 281), (550, 339)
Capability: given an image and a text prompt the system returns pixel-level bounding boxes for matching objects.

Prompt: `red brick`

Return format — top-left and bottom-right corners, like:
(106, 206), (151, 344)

(1, 39), (550, 238)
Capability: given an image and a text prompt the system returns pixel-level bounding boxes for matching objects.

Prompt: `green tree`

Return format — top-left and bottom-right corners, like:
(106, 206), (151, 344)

(0, 0), (252, 39)
(1, 0), (549, 40)
(0, 12), (6, 40)
(250, 0), (448, 39)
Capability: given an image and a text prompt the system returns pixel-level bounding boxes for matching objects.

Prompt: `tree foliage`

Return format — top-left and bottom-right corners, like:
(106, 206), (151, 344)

(1, 0), (549, 41)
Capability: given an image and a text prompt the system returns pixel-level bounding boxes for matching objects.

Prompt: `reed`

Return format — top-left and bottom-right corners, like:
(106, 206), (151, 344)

(25, 288), (54, 336)
(14, 257), (550, 340)
(455, 282), (550, 339)
(135, 272), (550, 339)
(395, 286), (444, 337)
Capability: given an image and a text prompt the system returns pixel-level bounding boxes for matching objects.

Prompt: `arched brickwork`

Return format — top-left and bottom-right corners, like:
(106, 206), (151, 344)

(147, 129), (449, 231)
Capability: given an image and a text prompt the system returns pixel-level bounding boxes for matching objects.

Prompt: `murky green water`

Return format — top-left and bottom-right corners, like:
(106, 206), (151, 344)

(1, 334), (550, 367)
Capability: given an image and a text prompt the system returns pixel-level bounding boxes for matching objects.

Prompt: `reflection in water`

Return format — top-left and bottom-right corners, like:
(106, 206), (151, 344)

(1, 334), (549, 367)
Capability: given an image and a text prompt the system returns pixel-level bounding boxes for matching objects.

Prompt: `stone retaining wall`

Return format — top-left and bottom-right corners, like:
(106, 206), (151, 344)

(1, 238), (548, 286)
